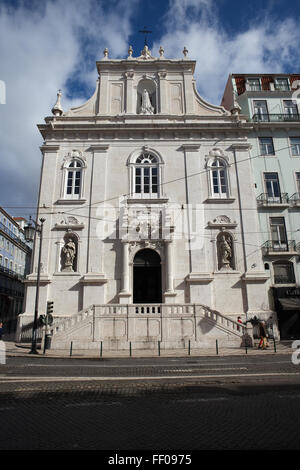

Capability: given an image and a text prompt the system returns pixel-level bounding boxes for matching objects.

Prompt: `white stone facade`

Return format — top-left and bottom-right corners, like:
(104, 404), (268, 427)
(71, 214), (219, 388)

(18, 46), (275, 349)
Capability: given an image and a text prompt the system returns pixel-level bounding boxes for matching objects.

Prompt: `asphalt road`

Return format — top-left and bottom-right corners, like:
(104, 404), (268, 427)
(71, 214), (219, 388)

(1, 354), (300, 451)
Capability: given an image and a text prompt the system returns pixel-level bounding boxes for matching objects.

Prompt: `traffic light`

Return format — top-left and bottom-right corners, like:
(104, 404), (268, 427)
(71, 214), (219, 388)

(47, 301), (54, 315)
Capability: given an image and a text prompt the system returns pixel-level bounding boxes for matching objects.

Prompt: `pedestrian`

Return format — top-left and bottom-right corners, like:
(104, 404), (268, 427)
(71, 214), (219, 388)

(237, 316), (243, 332)
(258, 321), (268, 349)
(0, 321), (3, 340)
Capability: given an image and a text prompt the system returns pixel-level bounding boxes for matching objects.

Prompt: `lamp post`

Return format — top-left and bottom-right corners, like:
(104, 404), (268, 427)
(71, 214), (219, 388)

(24, 217), (46, 354)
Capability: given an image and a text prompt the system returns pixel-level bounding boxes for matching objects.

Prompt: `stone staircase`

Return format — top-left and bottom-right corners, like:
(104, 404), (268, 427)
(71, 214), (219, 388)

(46, 304), (249, 351)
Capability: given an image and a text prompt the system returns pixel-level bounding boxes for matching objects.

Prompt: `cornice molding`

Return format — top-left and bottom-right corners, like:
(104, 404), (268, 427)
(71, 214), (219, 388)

(180, 144), (201, 152)
(40, 145), (60, 153)
(88, 145), (110, 152)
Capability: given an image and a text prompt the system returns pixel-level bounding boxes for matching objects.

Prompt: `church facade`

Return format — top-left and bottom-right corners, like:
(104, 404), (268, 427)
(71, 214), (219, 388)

(18, 45), (275, 350)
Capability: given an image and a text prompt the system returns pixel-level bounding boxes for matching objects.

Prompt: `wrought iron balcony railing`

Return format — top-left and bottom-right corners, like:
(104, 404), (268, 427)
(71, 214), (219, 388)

(262, 240), (299, 254)
(252, 113), (300, 122)
(0, 264), (25, 280)
(257, 193), (289, 205)
(289, 193), (300, 204)
(0, 222), (30, 251)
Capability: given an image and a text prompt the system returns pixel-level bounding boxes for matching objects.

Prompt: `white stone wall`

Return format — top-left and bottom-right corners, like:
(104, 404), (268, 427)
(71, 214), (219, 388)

(19, 49), (274, 345)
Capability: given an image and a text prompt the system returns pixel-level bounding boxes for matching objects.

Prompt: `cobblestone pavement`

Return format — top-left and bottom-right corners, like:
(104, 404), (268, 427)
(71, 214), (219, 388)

(0, 351), (300, 450)
(0, 380), (300, 450)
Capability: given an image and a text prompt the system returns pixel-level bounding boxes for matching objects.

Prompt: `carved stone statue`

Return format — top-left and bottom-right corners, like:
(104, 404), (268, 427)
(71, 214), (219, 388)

(140, 89), (154, 115)
(61, 238), (76, 272)
(219, 235), (233, 269)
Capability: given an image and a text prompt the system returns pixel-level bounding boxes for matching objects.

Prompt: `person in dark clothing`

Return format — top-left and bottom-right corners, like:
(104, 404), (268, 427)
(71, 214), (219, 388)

(0, 321), (3, 340)
(258, 321), (268, 349)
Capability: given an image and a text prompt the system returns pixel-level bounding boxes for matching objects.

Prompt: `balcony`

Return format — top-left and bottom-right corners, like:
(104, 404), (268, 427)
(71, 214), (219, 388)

(252, 113), (300, 123)
(0, 265), (25, 280)
(257, 193), (289, 207)
(289, 193), (300, 206)
(262, 240), (300, 256)
(0, 222), (30, 251)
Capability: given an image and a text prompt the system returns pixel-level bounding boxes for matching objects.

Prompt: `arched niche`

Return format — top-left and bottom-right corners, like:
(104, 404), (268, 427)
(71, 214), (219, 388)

(60, 232), (78, 272)
(137, 78), (157, 114)
(216, 232), (235, 271)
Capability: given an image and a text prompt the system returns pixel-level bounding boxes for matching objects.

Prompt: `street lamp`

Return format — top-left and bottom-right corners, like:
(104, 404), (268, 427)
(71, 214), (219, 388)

(24, 216), (46, 354)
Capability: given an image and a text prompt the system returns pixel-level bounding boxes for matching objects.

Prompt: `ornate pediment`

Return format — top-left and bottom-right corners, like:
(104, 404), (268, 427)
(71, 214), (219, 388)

(207, 215), (237, 229)
(54, 216), (85, 230)
(62, 149), (87, 168)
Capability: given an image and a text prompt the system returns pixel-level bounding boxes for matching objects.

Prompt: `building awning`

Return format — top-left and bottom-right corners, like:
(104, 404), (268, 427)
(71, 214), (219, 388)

(278, 298), (300, 310)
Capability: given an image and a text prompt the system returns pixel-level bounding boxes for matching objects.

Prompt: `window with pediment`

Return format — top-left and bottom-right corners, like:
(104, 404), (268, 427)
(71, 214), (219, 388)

(128, 150), (164, 199)
(65, 160), (82, 198)
(61, 152), (86, 200)
(208, 158), (229, 198)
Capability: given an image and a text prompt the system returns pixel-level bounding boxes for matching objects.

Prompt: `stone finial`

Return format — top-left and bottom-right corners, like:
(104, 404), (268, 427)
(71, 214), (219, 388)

(103, 47), (109, 60)
(183, 46), (188, 58)
(128, 45), (133, 59)
(51, 89), (63, 116)
(159, 46), (164, 59)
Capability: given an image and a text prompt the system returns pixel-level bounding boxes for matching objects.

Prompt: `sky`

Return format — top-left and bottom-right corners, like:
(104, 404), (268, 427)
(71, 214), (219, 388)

(1, 0), (300, 218)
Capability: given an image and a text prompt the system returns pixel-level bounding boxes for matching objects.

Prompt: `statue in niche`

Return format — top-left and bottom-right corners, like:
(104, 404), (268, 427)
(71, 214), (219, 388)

(61, 237), (76, 272)
(218, 234), (233, 270)
(140, 89), (154, 115)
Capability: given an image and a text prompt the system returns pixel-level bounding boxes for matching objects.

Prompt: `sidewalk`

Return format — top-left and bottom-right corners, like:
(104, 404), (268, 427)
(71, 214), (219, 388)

(3, 339), (294, 359)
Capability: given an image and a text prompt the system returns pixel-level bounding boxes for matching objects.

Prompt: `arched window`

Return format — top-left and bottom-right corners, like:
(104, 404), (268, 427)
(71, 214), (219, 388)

(134, 153), (159, 197)
(210, 159), (228, 198)
(65, 160), (82, 199)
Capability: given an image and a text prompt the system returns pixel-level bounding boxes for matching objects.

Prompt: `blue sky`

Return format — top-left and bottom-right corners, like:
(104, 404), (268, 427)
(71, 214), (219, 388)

(1, 0), (300, 216)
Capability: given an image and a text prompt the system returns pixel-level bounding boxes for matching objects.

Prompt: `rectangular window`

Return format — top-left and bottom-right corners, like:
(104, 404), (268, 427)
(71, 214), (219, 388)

(248, 78), (261, 91)
(270, 217), (288, 251)
(264, 173), (281, 201)
(259, 137), (275, 155)
(134, 166), (159, 197)
(253, 100), (268, 121)
(290, 137), (300, 156)
(275, 78), (290, 91)
(283, 100), (298, 116)
(274, 262), (295, 284)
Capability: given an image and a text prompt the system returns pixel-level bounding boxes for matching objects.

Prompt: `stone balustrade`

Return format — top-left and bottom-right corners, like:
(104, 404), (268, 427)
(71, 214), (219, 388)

(46, 303), (249, 351)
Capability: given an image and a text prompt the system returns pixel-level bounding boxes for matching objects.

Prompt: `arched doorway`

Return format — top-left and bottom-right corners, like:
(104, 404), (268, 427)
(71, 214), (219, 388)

(133, 249), (162, 303)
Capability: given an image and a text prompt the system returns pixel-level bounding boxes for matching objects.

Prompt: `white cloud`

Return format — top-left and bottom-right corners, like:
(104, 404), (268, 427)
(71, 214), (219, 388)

(1, 0), (300, 214)
(0, 0), (135, 214)
(153, 0), (300, 104)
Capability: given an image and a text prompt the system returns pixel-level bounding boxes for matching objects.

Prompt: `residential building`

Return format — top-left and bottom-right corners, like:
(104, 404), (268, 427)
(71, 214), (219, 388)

(222, 73), (300, 339)
(0, 208), (32, 333)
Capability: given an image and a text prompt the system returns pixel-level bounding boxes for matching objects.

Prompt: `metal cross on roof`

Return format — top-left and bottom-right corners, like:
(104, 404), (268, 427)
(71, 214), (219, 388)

(138, 27), (152, 46)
